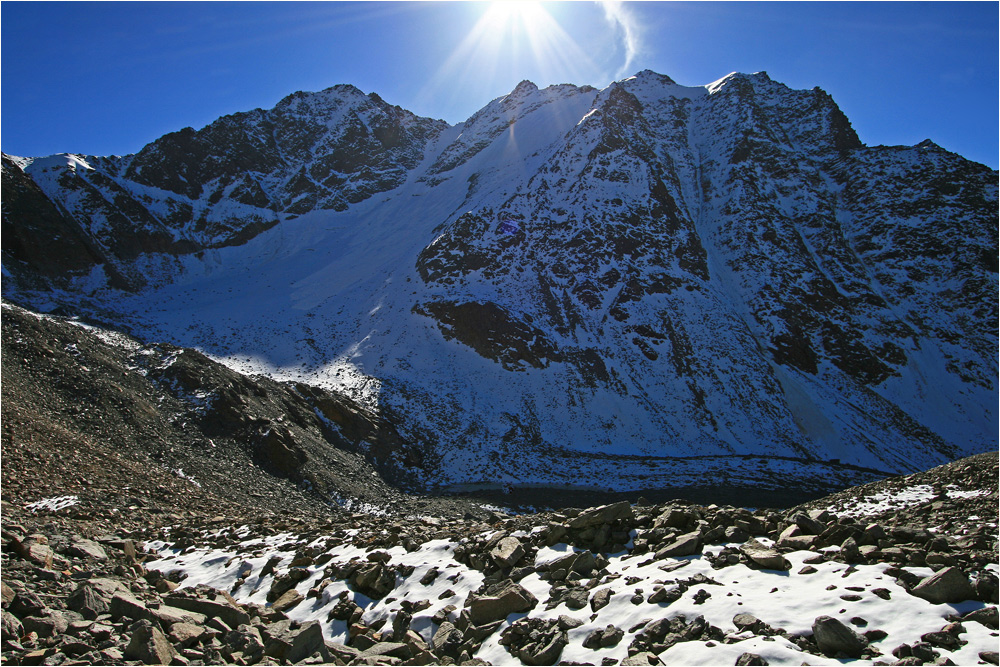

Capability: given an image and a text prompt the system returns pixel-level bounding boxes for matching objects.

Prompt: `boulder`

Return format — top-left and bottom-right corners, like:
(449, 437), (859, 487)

(224, 624), (265, 659)
(66, 538), (109, 562)
(518, 630), (567, 665)
(655, 531), (701, 558)
(431, 620), (463, 658)
(909, 566), (976, 604)
(490, 536), (525, 569)
(169, 622), (206, 649)
(567, 501), (633, 529)
(263, 619), (327, 663)
(271, 588), (304, 612)
(961, 605), (998, 630)
(124, 619), (179, 665)
(21, 611), (69, 639)
(590, 587), (614, 612)
(791, 512), (826, 535)
(467, 580), (537, 625)
(739, 539), (789, 570)
(583, 624), (624, 648)
(110, 592), (151, 622)
(13, 534), (54, 569)
(1, 611), (22, 641)
(166, 593), (251, 628)
(736, 652), (769, 666)
(812, 615), (868, 658)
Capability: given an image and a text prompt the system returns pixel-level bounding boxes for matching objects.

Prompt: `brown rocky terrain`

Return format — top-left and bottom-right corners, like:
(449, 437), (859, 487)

(1, 301), (997, 666)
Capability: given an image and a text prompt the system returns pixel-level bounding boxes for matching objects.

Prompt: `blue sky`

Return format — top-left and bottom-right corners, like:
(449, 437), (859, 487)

(2, 1), (997, 168)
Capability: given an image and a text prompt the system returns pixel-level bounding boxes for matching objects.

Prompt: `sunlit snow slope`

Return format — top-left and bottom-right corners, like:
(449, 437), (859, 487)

(2, 71), (996, 491)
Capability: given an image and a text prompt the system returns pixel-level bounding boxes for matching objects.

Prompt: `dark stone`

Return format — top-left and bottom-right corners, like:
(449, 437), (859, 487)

(811, 615), (868, 658)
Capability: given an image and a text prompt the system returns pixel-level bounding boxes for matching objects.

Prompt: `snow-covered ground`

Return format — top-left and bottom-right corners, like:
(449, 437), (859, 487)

(145, 479), (999, 666)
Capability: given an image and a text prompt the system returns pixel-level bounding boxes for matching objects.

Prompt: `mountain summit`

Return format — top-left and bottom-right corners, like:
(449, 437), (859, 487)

(2, 71), (996, 494)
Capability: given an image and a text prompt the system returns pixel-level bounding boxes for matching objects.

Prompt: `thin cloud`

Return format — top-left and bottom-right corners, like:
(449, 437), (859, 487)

(599, 0), (640, 79)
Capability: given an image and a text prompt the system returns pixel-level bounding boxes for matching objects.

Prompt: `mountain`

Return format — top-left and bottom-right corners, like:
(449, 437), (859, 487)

(2, 70), (996, 496)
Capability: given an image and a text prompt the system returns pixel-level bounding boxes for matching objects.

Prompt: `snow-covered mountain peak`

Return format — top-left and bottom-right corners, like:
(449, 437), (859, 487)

(23, 153), (95, 173)
(2, 69), (995, 494)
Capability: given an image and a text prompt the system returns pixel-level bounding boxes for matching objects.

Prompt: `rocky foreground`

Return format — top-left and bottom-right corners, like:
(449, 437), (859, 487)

(1, 452), (997, 666)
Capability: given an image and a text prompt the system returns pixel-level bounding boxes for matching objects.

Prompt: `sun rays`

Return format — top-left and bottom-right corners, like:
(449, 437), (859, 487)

(419, 2), (600, 117)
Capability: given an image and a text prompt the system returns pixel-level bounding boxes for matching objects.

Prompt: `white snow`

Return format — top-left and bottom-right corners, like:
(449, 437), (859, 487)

(145, 526), (998, 666)
(25, 495), (80, 512)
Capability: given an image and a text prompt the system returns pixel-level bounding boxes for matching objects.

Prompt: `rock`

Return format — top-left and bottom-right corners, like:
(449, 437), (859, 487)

(150, 605), (208, 627)
(791, 512), (826, 535)
(326, 642), (362, 663)
(980, 650), (1000, 665)
(467, 580), (537, 625)
(490, 536), (524, 569)
(572, 550), (598, 575)
(976, 572), (1000, 603)
(655, 531), (702, 558)
(622, 652), (662, 665)
(567, 501), (633, 529)
(166, 593), (251, 629)
(841, 537), (864, 563)
(563, 587), (590, 610)
(350, 561), (397, 599)
(735, 653), (769, 666)
(777, 534), (816, 550)
(7, 587), (46, 618)
(1, 611), (23, 641)
(961, 605), (998, 630)
(0, 582), (14, 605)
(557, 615), (584, 630)
(360, 641), (412, 659)
(431, 621), (463, 658)
(263, 619), (328, 663)
(169, 622), (206, 649)
(583, 624), (624, 648)
(519, 631), (567, 665)
(66, 538), (108, 562)
(739, 540), (789, 571)
(13, 534), (54, 568)
(271, 588), (304, 612)
(590, 587), (614, 612)
(267, 568), (310, 601)
(124, 619), (179, 665)
(733, 613), (766, 634)
(66, 584), (108, 621)
(110, 592), (151, 622)
(225, 624), (265, 660)
(21, 611), (69, 638)
(812, 615), (868, 658)
(909, 566), (976, 604)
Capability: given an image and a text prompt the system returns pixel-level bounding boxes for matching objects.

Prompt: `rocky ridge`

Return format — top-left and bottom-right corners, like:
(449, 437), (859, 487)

(2, 70), (996, 491)
(1, 452), (996, 666)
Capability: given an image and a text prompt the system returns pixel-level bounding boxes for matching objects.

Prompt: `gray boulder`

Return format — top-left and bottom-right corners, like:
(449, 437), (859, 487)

(812, 615), (868, 658)
(567, 501), (633, 529)
(490, 536), (525, 569)
(467, 580), (537, 625)
(655, 531), (702, 558)
(910, 566), (976, 604)
(739, 539), (790, 571)
(124, 619), (179, 665)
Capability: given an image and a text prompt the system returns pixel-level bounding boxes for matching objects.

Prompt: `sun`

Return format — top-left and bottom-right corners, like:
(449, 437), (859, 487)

(419, 0), (598, 115)
(482, 1), (549, 33)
